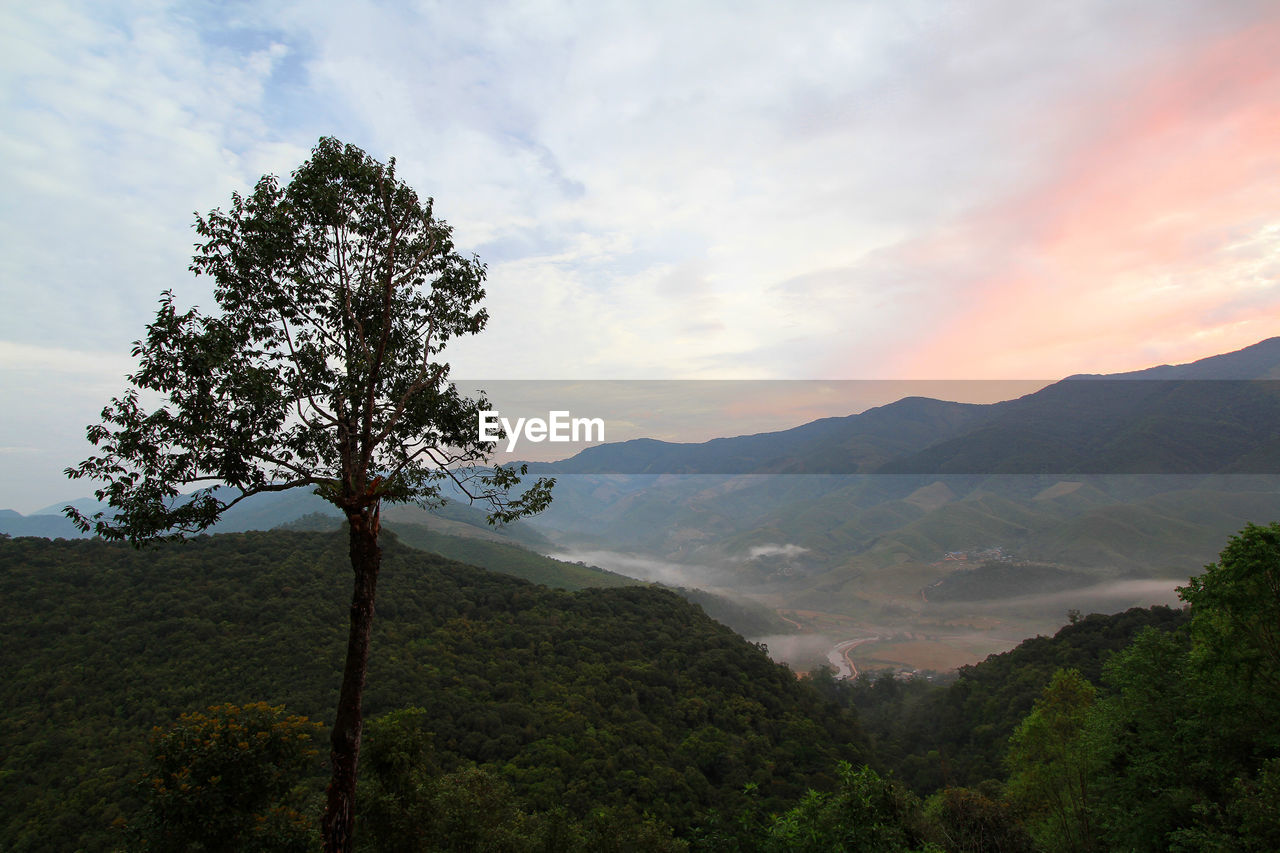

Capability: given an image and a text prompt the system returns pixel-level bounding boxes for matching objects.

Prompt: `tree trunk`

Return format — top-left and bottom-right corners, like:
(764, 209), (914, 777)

(322, 504), (382, 853)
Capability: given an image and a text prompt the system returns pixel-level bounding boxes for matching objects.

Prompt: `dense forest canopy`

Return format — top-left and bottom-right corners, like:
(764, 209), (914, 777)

(0, 531), (863, 851)
(2, 520), (1278, 849)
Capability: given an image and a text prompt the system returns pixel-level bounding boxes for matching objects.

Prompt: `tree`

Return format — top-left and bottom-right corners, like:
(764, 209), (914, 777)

(137, 702), (323, 852)
(354, 708), (440, 850)
(1170, 522), (1280, 848)
(1078, 526), (1280, 850)
(1178, 521), (1280, 700)
(64, 137), (553, 852)
(1004, 668), (1098, 853)
(1087, 627), (1198, 850)
(763, 762), (930, 852)
(923, 786), (1032, 853)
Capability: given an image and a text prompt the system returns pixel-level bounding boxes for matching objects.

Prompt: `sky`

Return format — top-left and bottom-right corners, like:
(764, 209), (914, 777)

(2, 0), (1279, 512)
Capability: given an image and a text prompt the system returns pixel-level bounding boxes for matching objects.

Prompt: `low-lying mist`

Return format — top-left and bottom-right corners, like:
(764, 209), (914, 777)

(748, 633), (841, 671)
(928, 578), (1186, 619)
(543, 547), (743, 590)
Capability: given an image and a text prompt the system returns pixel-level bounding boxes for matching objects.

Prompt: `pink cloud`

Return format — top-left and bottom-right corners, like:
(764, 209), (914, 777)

(881, 14), (1280, 379)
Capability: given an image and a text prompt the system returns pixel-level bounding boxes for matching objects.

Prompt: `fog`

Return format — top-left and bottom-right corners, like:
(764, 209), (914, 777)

(747, 543), (810, 560)
(543, 547), (735, 589)
(946, 578), (1186, 615)
(748, 633), (840, 670)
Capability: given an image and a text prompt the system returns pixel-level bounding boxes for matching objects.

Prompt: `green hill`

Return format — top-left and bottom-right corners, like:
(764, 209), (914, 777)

(832, 605), (1189, 792)
(384, 520), (633, 591)
(0, 531), (864, 851)
(284, 516), (792, 637)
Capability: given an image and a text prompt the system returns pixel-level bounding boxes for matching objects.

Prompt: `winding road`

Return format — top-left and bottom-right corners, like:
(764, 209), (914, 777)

(826, 636), (878, 680)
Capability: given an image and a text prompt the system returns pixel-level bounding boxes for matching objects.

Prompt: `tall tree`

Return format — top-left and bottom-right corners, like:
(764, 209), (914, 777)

(1179, 521), (1280, 700)
(1004, 668), (1098, 853)
(1172, 522), (1280, 848)
(64, 137), (553, 851)
(1088, 627), (1197, 850)
(1082, 524), (1280, 849)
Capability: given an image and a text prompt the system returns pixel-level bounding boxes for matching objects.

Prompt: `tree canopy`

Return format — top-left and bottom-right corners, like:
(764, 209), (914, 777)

(62, 137), (552, 852)
(65, 136), (550, 540)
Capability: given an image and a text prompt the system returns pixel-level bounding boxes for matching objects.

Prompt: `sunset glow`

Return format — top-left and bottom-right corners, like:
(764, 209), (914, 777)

(890, 14), (1280, 378)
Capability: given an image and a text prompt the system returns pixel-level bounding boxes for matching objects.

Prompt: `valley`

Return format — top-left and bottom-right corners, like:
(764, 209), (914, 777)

(526, 474), (1238, 674)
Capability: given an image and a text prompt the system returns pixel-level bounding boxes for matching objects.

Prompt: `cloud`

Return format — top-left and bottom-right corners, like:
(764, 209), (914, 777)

(0, 342), (134, 377)
(859, 7), (1280, 378)
(542, 547), (732, 589)
(748, 543), (811, 560)
(14, 1), (1274, 383)
(254, 1), (1004, 378)
(749, 633), (838, 669)
(0, 2), (307, 351)
(4, 0), (1278, 510)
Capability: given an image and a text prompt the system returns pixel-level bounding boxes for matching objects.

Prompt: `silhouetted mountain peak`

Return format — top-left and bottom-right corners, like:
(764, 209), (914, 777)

(545, 337), (1280, 476)
(1067, 337), (1280, 381)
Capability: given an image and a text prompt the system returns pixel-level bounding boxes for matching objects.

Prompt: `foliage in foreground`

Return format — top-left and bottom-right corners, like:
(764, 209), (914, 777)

(762, 761), (935, 852)
(133, 703), (323, 852)
(137, 705), (932, 853)
(0, 530), (862, 851)
(6, 522), (1280, 849)
(1000, 522), (1280, 851)
(354, 708), (687, 852)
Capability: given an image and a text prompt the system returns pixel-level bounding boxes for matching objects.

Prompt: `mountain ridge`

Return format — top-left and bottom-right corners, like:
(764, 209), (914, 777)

(534, 336), (1280, 477)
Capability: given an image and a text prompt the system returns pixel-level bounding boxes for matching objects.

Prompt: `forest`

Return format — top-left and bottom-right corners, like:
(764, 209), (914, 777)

(2, 522), (1278, 850)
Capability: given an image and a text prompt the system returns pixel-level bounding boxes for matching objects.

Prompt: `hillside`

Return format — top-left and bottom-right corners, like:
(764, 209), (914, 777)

(281, 515), (637, 592)
(835, 605), (1191, 792)
(0, 532), (865, 851)
(283, 516), (791, 636)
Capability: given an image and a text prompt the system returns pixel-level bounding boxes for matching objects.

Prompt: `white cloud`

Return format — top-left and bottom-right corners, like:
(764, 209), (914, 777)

(2, 0), (1276, 508)
(748, 543), (811, 560)
(0, 341), (134, 376)
(261, 0), (1278, 380)
(0, 1), (305, 351)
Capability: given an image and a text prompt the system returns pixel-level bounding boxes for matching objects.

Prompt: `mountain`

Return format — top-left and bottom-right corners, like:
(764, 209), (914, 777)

(17, 338), (1276, 551)
(532, 337), (1280, 477)
(10, 339), (1279, 670)
(0, 509), (83, 539)
(5, 488), (551, 548)
(877, 377), (1280, 475)
(1076, 335), (1280, 380)
(540, 396), (992, 475)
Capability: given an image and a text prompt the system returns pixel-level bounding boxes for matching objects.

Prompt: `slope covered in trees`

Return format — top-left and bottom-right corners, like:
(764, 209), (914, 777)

(833, 605), (1189, 793)
(0, 531), (865, 851)
(6, 522), (1279, 850)
(822, 522), (1280, 850)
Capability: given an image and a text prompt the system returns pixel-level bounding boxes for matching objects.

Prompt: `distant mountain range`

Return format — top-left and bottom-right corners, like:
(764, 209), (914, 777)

(535, 337), (1280, 476)
(516, 339), (1280, 614)
(1, 487), (550, 548)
